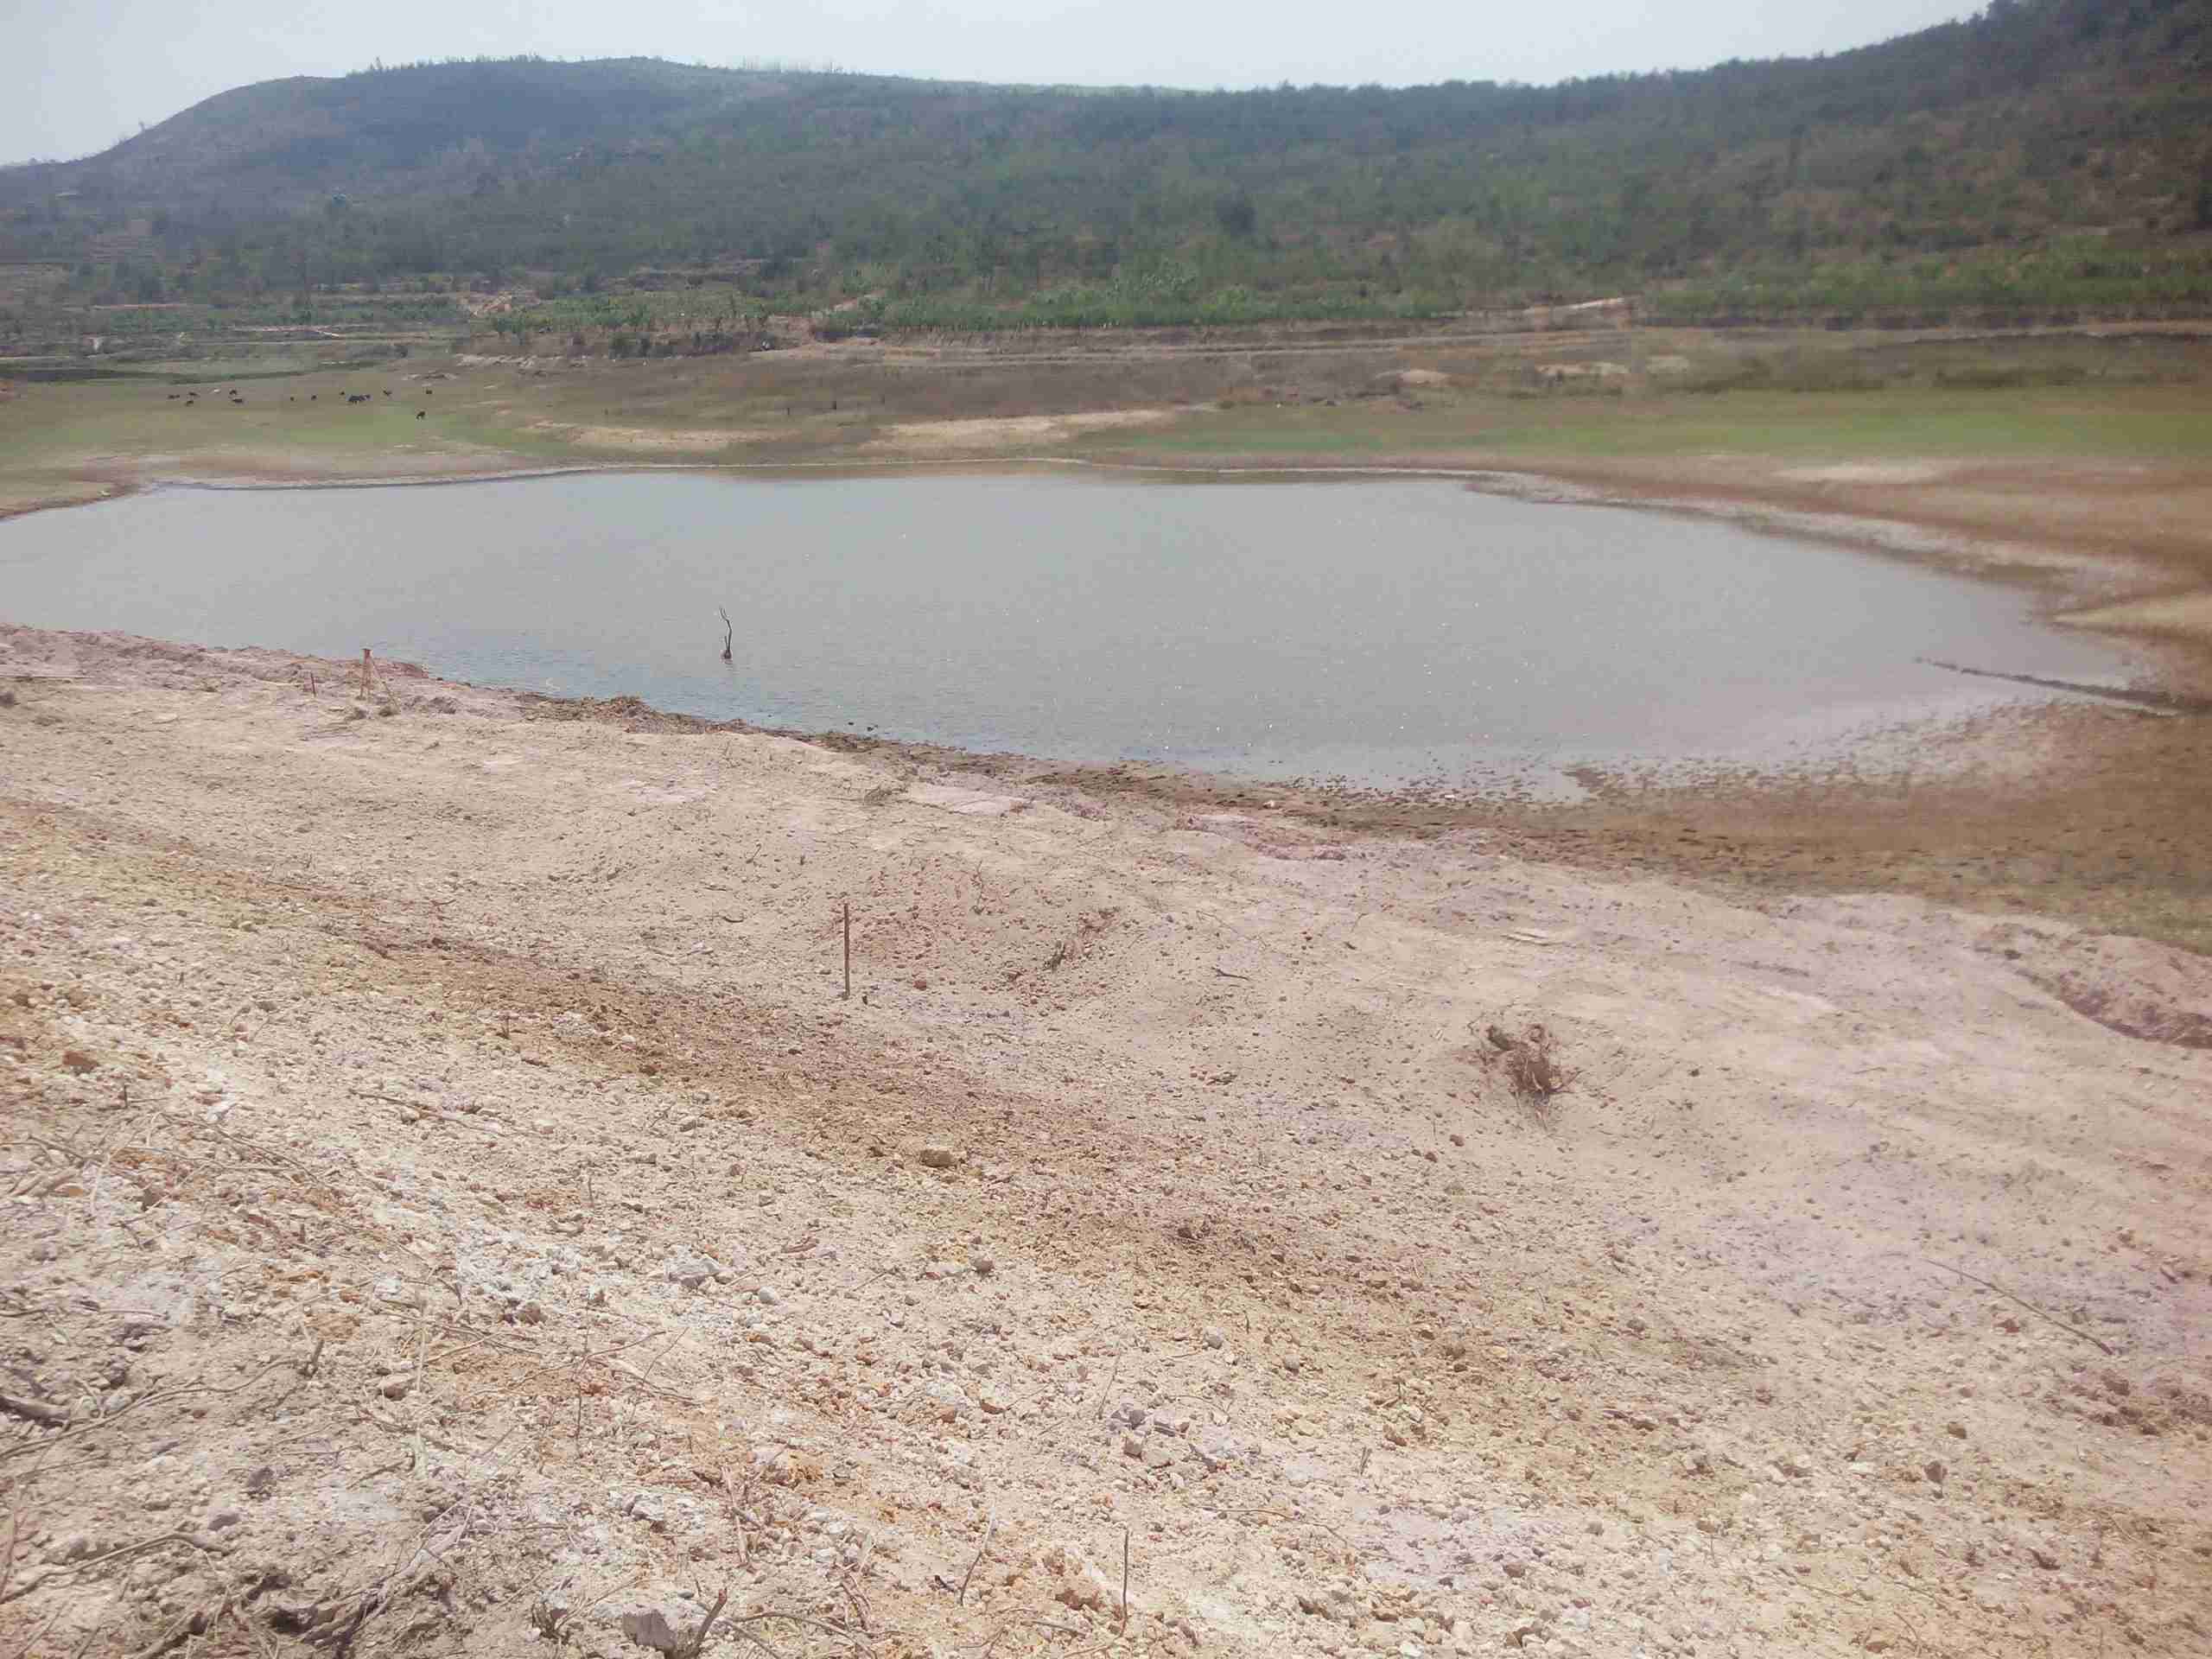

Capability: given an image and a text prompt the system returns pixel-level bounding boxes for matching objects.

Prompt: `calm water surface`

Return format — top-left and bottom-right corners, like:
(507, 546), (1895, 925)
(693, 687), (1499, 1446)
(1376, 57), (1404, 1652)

(0, 471), (2139, 792)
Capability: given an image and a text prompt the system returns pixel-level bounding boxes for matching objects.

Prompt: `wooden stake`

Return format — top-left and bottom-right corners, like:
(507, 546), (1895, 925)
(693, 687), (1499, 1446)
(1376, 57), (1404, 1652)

(842, 899), (851, 1001)
(1120, 1525), (1130, 1633)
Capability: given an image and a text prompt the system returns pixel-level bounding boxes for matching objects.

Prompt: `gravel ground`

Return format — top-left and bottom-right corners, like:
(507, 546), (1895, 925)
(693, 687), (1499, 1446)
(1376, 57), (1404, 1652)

(2, 625), (2208, 1659)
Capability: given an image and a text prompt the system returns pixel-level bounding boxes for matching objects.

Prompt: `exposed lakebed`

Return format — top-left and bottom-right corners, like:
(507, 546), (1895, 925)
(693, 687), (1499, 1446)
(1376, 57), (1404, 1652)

(0, 469), (2143, 793)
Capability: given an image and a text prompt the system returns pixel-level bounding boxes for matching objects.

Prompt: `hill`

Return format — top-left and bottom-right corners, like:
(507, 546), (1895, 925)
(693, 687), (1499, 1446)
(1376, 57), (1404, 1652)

(4, 0), (2212, 333)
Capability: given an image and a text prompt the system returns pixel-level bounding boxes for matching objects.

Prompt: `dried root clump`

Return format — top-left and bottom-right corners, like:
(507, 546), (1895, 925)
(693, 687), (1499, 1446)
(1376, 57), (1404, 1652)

(1483, 1020), (1580, 1114)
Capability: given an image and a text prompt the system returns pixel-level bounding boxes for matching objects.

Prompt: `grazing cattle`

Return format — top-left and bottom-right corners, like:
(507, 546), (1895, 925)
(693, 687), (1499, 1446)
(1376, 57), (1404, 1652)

(416, 410), (426, 419)
(383, 389), (391, 397)
(309, 394), (317, 402)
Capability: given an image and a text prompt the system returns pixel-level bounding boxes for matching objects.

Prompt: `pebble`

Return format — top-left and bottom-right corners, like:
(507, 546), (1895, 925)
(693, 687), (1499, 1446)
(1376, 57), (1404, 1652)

(1202, 1325), (1226, 1349)
(917, 1146), (961, 1169)
(376, 1375), (412, 1400)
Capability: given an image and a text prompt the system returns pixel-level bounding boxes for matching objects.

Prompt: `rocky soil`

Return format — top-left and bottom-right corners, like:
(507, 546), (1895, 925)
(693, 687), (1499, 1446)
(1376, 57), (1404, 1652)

(2, 626), (2208, 1659)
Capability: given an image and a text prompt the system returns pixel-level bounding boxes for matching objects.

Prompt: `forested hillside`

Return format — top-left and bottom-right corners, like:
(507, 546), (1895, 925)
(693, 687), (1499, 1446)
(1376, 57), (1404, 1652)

(4, 0), (2211, 332)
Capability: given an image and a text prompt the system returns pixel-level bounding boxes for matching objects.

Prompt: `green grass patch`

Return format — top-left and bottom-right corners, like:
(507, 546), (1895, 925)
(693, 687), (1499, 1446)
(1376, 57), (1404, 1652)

(1103, 385), (2212, 464)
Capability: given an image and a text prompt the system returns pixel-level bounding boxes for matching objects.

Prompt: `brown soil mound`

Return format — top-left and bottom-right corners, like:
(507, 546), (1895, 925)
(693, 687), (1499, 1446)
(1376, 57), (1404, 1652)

(1986, 925), (2212, 1048)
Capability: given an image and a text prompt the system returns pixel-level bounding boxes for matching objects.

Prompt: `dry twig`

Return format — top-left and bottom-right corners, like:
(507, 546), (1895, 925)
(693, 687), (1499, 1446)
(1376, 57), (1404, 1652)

(0, 1356), (296, 1464)
(957, 1512), (996, 1606)
(1919, 1259), (2116, 1356)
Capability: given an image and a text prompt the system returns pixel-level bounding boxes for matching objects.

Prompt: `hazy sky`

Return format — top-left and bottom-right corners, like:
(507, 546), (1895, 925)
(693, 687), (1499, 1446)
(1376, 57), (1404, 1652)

(5, 0), (1974, 165)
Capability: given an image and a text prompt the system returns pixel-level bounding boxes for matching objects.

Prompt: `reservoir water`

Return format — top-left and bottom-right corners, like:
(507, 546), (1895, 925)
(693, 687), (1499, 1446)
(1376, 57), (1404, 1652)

(0, 470), (2139, 792)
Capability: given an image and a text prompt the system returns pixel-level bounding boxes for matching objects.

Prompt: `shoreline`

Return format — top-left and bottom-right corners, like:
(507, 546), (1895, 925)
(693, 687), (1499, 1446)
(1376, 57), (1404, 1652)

(10, 614), (2207, 954)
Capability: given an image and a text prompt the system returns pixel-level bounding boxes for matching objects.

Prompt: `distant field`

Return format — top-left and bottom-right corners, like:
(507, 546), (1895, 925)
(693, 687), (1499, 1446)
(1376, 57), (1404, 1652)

(7, 325), (2212, 489)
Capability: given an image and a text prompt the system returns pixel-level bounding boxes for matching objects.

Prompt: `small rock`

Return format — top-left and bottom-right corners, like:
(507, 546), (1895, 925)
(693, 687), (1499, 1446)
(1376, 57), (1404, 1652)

(1202, 1326), (1226, 1350)
(1923, 1459), (1946, 1485)
(517, 1302), (545, 1325)
(1122, 1433), (1145, 1460)
(970, 1255), (995, 1276)
(916, 1146), (961, 1169)
(62, 1050), (98, 1074)
(1503, 1560), (1528, 1580)
(376, 1375), (411, 1400)
(1947, 1422), (1967, 1440)
(922, 1378), (972, 1420)
(755, 1286), (781, 1306)
(2030, 1545), (2061, 1571)
(205, 1510), (242, 1532)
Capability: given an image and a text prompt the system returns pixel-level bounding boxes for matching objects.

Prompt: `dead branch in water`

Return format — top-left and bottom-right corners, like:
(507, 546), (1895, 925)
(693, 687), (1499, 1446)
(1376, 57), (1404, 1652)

(717, 607), (734, 663)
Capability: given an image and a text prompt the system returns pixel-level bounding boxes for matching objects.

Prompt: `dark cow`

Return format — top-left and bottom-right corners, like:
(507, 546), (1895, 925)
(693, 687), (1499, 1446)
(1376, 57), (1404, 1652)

(416, 410), (427, 420)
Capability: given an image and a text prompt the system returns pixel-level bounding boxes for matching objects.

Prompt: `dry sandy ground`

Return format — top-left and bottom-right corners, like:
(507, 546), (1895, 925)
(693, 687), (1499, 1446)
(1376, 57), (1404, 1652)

(861, 412), (1184, 452)
(3, 628), (2209, 1659)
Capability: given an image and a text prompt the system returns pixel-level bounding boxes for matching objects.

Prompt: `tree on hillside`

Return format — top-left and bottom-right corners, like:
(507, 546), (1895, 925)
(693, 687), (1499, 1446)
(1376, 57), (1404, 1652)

(1215, 191), (1258, 240)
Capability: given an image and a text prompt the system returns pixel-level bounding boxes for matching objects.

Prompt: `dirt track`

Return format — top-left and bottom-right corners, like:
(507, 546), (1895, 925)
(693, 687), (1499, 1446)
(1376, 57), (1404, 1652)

(3, 626), (2209, 1659)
